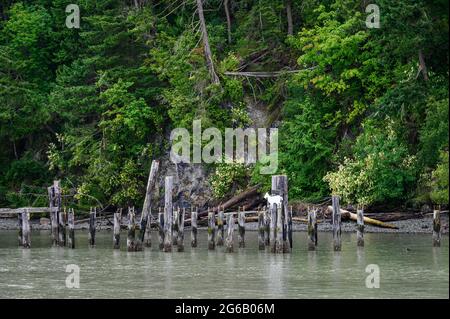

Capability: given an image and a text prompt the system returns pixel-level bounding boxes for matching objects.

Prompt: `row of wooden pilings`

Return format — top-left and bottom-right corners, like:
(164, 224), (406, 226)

(17, 174), (443, 250)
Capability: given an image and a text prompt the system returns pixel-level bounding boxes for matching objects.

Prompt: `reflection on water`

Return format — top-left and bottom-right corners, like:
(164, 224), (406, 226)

(0, 230), (448, 299)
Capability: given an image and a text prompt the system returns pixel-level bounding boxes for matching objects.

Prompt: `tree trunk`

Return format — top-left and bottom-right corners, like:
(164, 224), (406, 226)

(286, 0), (294, 36)
(418, 50), (429, 81)
(224, 0), (232, 44)
(196, 0), (220, 84)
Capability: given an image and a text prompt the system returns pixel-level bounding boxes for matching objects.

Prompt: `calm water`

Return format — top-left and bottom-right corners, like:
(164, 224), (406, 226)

(0, 230), (448, 299)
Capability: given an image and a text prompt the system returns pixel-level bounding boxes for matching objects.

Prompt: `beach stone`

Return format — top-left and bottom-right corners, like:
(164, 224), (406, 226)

(40, 217), (50, 226)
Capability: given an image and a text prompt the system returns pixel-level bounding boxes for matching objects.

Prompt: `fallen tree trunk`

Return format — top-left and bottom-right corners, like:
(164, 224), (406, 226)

(197, 185), (260, 218)
(327, 206), (398, 229)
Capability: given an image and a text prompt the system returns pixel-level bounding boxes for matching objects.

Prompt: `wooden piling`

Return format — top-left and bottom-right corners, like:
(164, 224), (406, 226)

(307, 209), (317, 251)
(18, 212), (23, 246)
(357, 207), (364, 247)
(238, 208), (246, 248)
(58, 208), (66, 247)
(263, 206), (270, 247)
(88, 207), (96, 247)
(22, 210), (30, 248)
(177, 208), (185, 252)
(113, 208), (122, 249)
(127, 207), (137, 252)
(275, 205), (283, 253)
(271, 175), (290, 253)
(191, 209), (198, 248)
(141, 160), (159, 248)
(225, 213), (234, 253)
(433, 208), (441, 247)
(67, 208), (75, 249)
(258, 209), (265, 250)
(332, 195), (342, 251)
(216, 207), (224, 246)
(269, 204), (277, 253)
(208, 211), (216, 250)
(158, 208), (165, 250)
(48, 180), (61, 246)
(172, 207), (179, 246)
(163, 176), (173, 252)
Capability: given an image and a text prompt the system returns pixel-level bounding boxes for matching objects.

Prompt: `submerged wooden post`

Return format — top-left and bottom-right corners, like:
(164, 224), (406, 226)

(141, 160), (159, 248)
(225, 213), (234, 253)
(238, 208), (246, 248)
(18, 212), (23, 246)
(158, 208), (165, 250)
(272, 175), (290, 253)
(208, 211), (216, 250)
(67, 208), (75, 249)
(113, 208), (122, 249)
(191, 209), (198, 248)
(163, 176), (173, 252)
(58, 208), (66, 247)
(332, 195), (342, 251)
(216, 207), (225, 246)
(172, 207), (179, 246)
(127, 207), (137, 252)
(88, 207), (96, 247)
(263, 206), (270, 247)
(22, 209), (31, 248)
(258, 209), (265, 250)
(307, 209), (318, 251)
(288, 206), (293, 250)
(357, 207), (364, 247)
(433, 208), (441, 247)
(177, 208), (185, 252)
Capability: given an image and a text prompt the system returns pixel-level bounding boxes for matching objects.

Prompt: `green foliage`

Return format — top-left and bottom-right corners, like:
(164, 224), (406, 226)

(324, 121), (417, 206)
(429, 151), (449, 204)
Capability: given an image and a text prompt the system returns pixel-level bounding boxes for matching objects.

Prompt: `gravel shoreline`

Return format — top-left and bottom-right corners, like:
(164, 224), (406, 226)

(1, 214), (448, 234)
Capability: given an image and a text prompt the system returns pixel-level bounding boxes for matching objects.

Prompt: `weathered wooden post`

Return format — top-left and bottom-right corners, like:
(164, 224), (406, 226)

(269, 204), (277, 253)
(307, 208), (318, 251)
(67, 208), (75, 249)
(208, 211), (216, 250)
(88, 207), (96, 247)
(258, 209), (265, 250)
(172, 207), (179, 246)
(191, 209), (198, 248)
(272, 175), (290, 253)
(18, 212), (23, 246)
(141, 160), (159, 248)
(332, 195), (342, 251)
(357, 207), (364, 247)
(22, 209), (31, 248)
(432, 208), (441, 247)
(275, 204), (283, 253)
(216, 207), (225, 246)
(127, 207), (137, 251)
(113, 208), (122, 249)
(238, 208), (246, 248)
(58, 208), (66, 247)
(48, 180), (61, 246)
(288, 206), (293, 250)
(177, 208), (185, 252)
(163, 176), (173, 252)
(225, 213), (234, 253)
(263, 206), (270, 247)
(158, 208), (165, 250)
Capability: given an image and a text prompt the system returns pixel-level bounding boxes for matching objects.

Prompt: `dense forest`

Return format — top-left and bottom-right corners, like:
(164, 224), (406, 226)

(0, 0), (448, 212)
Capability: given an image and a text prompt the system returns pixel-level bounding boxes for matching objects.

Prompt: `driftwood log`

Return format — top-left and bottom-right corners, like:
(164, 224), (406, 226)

(327, 206), (399, 229)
